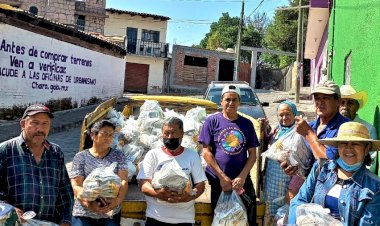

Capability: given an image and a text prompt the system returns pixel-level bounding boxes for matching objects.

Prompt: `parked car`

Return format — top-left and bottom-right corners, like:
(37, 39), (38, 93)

(203, 81), (269, 119)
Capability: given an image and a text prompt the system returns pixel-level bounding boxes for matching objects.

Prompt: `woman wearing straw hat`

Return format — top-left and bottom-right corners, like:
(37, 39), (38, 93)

(288, 121), (380, 226)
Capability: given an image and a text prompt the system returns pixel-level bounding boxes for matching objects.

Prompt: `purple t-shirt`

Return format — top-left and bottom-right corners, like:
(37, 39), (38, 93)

(198, 112), (260, 179)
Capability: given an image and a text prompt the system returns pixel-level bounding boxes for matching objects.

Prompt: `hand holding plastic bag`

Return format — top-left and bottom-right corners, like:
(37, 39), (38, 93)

(21, 211), (58, 226)
(79, 162), (121, 201)
(211, 191), (248, 226)
(296, 203), (343, 226)
(152, 159), (190, 193)
(261, 128), (313, 178)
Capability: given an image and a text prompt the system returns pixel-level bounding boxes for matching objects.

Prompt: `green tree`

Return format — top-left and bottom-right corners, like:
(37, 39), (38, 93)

(200, 13), (240, 49)
(262, 0), (309, 68)
(199, 12), (264, 54)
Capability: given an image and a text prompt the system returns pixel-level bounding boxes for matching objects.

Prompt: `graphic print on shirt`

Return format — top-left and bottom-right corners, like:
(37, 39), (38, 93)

(218, 126), (246, 155)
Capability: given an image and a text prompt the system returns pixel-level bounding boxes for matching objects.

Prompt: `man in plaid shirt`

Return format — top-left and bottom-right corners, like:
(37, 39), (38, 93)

(0, 104), (74, 225)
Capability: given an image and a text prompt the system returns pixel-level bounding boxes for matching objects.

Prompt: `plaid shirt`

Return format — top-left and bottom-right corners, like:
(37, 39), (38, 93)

(0, 135), (74, 224)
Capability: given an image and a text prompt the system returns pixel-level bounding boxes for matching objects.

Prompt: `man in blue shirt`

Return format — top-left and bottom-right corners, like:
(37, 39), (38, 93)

(0, 104), (74, 225)
(283, 80), (350, 174)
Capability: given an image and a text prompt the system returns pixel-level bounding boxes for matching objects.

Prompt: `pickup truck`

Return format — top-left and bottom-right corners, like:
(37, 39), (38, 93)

(79, 96), (265, 226)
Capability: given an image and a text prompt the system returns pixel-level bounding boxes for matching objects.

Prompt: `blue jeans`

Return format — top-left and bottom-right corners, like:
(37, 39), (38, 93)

(72, 212), (121, 226)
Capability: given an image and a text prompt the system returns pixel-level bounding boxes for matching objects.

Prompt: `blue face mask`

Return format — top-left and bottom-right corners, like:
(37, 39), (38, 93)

(336, 157), (363, 173)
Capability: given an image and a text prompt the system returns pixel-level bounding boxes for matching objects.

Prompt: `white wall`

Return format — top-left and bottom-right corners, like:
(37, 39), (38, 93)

(0, 24), (125, 108)
(105, 13), (168, 43)
(127, 55), (165, 94)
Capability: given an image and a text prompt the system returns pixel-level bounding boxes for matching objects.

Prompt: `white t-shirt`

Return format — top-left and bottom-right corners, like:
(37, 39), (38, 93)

(137, 147), (207, 224)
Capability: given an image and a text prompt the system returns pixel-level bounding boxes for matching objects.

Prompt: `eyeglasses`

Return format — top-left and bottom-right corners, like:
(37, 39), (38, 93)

(223, 98), (239, 103)
(98, 131), (115, 138)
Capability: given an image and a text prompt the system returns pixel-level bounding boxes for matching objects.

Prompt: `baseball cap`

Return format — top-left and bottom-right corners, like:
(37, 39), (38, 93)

(311, 80), (341, 97)
(22, 104), (54, 119)
(221, 84), (241, 97)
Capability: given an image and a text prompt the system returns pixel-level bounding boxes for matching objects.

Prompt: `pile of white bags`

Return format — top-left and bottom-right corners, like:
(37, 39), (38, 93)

(105, 100), (208, 181)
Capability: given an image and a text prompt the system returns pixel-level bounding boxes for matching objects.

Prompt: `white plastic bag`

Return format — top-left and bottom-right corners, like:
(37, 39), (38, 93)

(211, 191), (248, 226)
(79, 162), (121, 201)
(261, 128), (313, 178)
(152, 159), (190, 193)
(296, 203), (343, 226)
(21, 211), (58, 226)
(183, 107), (206, 133)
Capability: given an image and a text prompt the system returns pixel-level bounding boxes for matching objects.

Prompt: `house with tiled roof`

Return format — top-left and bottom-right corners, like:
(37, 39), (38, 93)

(104, 8), (170, 94)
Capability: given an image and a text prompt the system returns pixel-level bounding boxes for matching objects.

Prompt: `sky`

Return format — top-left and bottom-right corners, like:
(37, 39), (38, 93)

(106, 0), (290, 47)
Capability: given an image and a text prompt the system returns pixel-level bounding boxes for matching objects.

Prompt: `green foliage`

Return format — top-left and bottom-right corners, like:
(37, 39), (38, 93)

(200, 13), (240, 49)
(262, 0), (309, 68)
(200, 12), (264, 53)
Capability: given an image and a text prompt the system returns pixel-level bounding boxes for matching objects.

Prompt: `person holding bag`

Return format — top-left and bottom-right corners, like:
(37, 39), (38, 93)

(261, 100), (307, 225)
(70, 120), (129, 226)
(289, 122), (380, 225)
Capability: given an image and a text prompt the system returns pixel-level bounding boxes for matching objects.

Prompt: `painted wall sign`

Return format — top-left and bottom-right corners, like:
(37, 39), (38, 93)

(0, 24), (125, 108)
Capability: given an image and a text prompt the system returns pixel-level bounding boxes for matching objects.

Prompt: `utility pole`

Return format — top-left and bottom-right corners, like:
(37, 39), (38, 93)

(234, 0), (244, 81)
(295, 0), (303, 103)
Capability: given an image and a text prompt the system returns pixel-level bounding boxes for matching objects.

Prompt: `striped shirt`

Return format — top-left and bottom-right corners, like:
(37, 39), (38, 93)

(0, 134), (74, 224)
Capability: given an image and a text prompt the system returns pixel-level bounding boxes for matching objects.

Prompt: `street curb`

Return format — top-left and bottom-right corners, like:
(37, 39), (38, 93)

(0, 105), (97, 142)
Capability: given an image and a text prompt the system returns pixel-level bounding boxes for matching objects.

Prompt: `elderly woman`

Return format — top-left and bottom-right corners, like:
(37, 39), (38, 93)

(289, 122), (380, 225)
(70, 120), (128, 226)
(262, 100), (303, 225)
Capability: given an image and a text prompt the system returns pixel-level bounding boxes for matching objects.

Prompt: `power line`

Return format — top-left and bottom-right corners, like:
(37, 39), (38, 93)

(246, 0), (265, 18)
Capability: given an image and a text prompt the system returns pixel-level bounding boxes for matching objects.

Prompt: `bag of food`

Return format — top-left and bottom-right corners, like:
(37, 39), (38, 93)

(296, 203), (343, 226)
(152, 159), (190, 193)
(79, 162), (121, 201)
(261, 128), (313, 178)
(0, 202), (18, 226)
(21, 211), (58, 226)
(211, 191), (248, 226)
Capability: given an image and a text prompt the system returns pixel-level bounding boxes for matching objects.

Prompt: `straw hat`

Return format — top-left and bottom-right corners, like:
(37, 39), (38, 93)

(318, 122), (380, 151)
(340, 85), (368, 109)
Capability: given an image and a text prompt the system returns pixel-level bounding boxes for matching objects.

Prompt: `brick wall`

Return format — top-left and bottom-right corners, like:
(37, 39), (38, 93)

(82, 0), (105, 34)
(9, 0), (105, 34)
(170, 45), (235, 93)
(19, 0), (75, 25)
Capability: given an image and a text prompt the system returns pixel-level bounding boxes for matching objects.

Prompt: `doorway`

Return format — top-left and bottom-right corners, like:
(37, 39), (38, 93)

(218, 59), (234, 81)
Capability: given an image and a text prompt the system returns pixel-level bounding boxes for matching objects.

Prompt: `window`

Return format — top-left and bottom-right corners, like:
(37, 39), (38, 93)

(184, 56), (208, 67)
(29, 6), (38, 15)
(75, 15), (85, 31)
(141, 30), (159, 43)
(344, 50), (352, 85)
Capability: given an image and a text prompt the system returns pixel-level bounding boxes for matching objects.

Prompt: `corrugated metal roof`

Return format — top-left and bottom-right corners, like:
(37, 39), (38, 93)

(106, 8), (170, 21)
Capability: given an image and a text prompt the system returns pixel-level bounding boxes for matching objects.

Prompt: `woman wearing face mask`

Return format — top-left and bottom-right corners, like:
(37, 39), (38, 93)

(137, 117), (207, 226)
(288, 122), (380, 226)
(261, 100), (303, 225)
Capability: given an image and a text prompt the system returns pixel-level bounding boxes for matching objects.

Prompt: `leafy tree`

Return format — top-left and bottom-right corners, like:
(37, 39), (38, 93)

(199, 12), (264, 54)
(262, 0), (309, 68)
(246, 12), (270, 34)
(200, 13), (240, 49)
